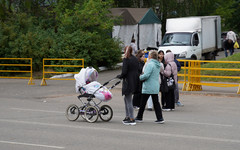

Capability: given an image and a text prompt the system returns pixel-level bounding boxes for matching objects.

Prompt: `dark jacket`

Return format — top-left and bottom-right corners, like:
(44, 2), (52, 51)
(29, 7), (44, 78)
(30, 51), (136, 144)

(135, 61), (145, 93)
(119, 55), (139, 95)
(174, 59), (181, 72)
(224, 40), (234, 49)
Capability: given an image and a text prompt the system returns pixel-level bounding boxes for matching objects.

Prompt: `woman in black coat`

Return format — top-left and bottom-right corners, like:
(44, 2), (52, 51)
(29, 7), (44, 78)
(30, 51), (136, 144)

(132, 50), (145, 109)
(117, 46), (139, 125)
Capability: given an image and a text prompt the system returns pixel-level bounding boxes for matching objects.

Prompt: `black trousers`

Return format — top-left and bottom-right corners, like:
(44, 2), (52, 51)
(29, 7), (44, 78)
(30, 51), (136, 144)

(165, 89), (175, 109)
(136, 94), (163, 121)
(132, 93), (141, 107)
(161, 91), (166, 108)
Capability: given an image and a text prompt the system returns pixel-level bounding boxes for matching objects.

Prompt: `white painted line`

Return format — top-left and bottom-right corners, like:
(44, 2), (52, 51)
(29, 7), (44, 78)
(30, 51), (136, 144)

(0, 140), (64, 149)
(166, 119), (233, 127)
(11, 107), (233, 127)
(11, 108), (63, 114)
(114, 116), (233, 127)
(0, 119), (239, 144)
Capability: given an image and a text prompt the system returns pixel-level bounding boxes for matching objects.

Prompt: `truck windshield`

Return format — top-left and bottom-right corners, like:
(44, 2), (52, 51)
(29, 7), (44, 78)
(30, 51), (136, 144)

(161, 33), (191, 46)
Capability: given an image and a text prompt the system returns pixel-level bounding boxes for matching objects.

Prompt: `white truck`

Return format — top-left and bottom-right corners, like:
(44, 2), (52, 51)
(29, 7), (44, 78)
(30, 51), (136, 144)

(158, 16), (222, 60)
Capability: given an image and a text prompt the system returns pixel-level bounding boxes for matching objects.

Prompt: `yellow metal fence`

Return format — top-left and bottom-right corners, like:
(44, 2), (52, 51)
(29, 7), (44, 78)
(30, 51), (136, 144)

(41, 58), (84, 86)
(178, 60), (240, 94)
(0, 58), (34, 85)
(1, 57), (239, 94)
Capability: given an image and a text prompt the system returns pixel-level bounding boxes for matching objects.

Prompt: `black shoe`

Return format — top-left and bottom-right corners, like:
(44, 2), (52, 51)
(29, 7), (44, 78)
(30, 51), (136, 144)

(155, 119), (164, 124)
(147, 108), (153, 111)
(123, 119), (136, 125)
(122, 117), (130, 123)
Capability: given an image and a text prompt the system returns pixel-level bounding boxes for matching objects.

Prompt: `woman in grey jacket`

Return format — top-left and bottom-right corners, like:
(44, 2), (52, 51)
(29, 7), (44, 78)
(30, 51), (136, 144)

(135, 50), (164, 124)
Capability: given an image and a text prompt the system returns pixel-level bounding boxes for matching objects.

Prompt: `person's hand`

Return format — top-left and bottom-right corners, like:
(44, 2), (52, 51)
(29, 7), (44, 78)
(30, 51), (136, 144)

(116, 75), (122, 79)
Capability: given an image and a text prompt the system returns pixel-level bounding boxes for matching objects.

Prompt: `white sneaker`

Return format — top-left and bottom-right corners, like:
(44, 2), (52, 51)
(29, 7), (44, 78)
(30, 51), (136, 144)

(162, 109), (171, 112)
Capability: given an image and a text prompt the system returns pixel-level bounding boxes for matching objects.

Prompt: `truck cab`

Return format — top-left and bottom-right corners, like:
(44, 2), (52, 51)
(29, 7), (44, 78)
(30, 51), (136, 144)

(160, 32), (201, 60)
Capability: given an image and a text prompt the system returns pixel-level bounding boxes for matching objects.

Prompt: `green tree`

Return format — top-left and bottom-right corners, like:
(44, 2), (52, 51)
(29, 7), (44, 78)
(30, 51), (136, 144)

(51, 0), (122, 69)
(214, 0), (240, 33)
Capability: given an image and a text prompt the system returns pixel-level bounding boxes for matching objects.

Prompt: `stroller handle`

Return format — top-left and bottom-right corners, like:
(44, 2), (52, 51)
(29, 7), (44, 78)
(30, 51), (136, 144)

(103, 82), (109, 86)
(102, 77), (120, 86)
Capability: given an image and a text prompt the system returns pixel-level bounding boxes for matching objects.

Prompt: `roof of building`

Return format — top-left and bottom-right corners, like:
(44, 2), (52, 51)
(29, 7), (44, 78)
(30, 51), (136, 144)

(110, 8), (161, 25)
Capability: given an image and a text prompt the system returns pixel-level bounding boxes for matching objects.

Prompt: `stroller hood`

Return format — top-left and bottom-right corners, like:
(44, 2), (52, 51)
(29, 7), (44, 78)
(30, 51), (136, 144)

(74, 67), (98, 93)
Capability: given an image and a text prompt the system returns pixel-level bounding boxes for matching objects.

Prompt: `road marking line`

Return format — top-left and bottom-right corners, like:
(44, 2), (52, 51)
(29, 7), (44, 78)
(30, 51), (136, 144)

(165, 119), (232, 127)
(11, 108), (63, 114)
(11, 107), (233, 127)
(0, 119), (239, 144)
(0, 140), (64, 149)
(114, 116), (233, 127)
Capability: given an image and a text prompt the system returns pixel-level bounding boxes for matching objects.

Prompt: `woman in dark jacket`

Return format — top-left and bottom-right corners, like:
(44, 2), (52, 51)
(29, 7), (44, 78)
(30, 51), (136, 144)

(117, 46), (139, 125)
(158, 50), (167, 109)
(132, 50), (145, 109)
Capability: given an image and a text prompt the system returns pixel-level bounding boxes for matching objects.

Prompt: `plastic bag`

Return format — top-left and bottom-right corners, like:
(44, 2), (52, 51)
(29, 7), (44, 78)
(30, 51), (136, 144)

(234, 41), (239, 49)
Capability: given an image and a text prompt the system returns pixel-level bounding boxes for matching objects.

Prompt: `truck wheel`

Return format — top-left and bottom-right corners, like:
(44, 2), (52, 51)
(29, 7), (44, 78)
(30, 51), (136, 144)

(191, 55), (197, 60)
(211, 55), (216, 60)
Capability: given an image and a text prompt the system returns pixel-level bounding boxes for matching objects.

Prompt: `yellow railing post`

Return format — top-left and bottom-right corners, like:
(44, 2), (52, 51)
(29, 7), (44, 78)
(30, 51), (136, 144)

(41, 58), (47, 86)
(28, 58), (35, 85)
(182, 60), (187, 91)
(186, 60), (192, 91)
(237, 84), (240, 94)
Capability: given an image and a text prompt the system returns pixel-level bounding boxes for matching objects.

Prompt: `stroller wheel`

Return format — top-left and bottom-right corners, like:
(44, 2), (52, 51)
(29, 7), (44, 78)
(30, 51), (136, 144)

(84, 106), (99, 123)
(66, 104), (80, 121)
(99, 105), (113, 122)
(79, 106), (87, 120)
(79, 104), (91, 120)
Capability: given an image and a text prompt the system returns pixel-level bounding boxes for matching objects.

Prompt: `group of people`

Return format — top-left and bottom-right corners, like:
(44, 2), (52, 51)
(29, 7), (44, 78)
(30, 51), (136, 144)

(117, 41), (183, 126)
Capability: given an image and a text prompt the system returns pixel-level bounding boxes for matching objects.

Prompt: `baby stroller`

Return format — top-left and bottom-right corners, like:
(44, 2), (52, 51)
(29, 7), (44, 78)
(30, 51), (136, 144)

(65, 67), (121, 123)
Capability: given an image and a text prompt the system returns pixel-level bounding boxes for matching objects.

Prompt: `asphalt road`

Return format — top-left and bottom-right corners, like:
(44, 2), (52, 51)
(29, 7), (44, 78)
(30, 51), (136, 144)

(0, 68), (240, 150)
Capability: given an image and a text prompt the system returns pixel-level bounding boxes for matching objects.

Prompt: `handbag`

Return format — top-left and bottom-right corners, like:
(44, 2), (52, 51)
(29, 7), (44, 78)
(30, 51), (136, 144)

(166, 73), (175, 90)
(234, 41), (239, 49)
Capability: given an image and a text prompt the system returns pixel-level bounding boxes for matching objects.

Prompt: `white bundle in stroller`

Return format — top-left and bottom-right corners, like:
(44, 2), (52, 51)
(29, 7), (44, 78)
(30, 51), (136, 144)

(74, 67), (112, 101)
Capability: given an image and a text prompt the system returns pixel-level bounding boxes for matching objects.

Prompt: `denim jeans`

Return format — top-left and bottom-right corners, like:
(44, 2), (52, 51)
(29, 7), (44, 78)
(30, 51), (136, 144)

(225, 48), (234, 57)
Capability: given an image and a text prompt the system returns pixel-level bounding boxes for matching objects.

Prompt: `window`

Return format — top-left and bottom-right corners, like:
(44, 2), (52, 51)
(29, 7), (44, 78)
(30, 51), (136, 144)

(161, 33), (191, 46)
(192, 33), (199, 46)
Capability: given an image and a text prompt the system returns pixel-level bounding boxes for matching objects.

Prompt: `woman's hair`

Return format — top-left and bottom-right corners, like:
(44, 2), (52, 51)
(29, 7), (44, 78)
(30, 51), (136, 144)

(124, 46), (133, 58)
(149, 50), (158, 60)
(158, 50), (164, 55)
(166, 49), (172, 53)
(136, 50), (144, 61)
(158, 50), (165, 63)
